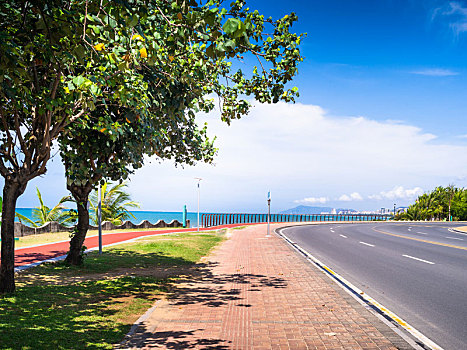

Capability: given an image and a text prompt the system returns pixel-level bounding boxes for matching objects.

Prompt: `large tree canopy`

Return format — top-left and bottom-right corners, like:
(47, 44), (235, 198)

(0, 0), (304, 292)
(0, 0), (157, 293)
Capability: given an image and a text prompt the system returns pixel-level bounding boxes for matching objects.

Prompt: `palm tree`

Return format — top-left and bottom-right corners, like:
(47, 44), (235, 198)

(15, 188), (75, 227)
(89, 181), (139, 226)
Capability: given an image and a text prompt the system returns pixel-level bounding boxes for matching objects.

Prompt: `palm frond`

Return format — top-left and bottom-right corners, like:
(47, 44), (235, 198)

(16, 212), (38, 227)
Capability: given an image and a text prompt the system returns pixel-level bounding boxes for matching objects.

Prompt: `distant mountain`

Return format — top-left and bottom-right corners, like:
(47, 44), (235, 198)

(279, 205), (357, 215)
(279, 205), (332, 214)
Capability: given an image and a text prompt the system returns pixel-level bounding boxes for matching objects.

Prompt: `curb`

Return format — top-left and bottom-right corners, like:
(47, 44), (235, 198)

(275, 225), (443, 350)
(117, 299), (164, 349)
(449, 228), (467, 235)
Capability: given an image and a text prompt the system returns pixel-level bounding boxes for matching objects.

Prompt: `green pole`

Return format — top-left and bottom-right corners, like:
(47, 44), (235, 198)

(183, 205), (187, 228)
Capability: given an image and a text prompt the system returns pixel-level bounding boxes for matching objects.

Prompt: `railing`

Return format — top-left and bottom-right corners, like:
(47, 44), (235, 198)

(14, 219), (189, 237)
(201, 213), (391, 228)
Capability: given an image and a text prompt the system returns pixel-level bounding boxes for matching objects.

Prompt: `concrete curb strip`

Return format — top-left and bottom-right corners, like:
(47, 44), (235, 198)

(118, 299), (164, 349)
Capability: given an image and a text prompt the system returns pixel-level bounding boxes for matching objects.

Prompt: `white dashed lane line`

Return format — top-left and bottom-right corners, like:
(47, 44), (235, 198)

(402, 254), (435, 265)
(417, 231), (428, 235)
(339, 234), (347, 238)
(445, 236), (463, 241)
(359, 241), (375, 247)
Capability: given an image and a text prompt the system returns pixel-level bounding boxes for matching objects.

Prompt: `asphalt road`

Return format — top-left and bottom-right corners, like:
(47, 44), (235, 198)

(281, 222), (467, 350)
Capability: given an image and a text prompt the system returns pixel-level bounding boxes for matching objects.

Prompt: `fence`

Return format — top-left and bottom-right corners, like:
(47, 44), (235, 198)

(14, 219), (189, 237)
(201, 213), (391, 227)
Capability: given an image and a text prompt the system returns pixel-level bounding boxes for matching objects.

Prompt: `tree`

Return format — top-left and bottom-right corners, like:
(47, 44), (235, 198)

(60, 0), (304, 265)
(88, 182), (139, 226)
(0, 0), (178, 292)
(15, 188), (74, 227)
(60, 101), (216, 264)
(1, 0), (304, 289)
(396, 185), (467, 221)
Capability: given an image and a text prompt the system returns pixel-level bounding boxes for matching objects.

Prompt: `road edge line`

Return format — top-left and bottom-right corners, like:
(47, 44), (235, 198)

(275, 226), (444, 350)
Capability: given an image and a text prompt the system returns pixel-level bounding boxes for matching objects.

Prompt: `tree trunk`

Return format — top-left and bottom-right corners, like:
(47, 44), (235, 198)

(65, 184), (92, 266)
(0, 180), (27, 293)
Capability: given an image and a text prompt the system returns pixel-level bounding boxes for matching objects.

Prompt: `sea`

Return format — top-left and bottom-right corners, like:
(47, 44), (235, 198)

(14, 208), (202, 227)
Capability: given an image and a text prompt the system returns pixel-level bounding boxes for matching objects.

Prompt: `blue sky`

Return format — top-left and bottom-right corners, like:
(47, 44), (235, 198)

(6, 0), (467, 214)
(261, 0), (467, 139)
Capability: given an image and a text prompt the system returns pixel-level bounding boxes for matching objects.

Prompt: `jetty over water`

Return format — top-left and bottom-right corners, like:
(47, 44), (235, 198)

(201, 213), (391, 227)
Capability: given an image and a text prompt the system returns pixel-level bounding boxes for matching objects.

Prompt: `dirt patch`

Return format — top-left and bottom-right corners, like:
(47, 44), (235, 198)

(455, 226), (467, 233)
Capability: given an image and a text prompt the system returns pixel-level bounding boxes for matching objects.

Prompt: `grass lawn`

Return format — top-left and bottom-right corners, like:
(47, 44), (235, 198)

(14, 227), (185, 248)
(0, 231), (225, 349)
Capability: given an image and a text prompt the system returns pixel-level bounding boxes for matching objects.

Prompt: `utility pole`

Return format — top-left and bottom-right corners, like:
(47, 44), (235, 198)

(194, 177), (202, 231)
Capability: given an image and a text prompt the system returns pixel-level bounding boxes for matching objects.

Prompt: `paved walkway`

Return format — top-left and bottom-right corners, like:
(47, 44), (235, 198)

(120, 224), (412, 349)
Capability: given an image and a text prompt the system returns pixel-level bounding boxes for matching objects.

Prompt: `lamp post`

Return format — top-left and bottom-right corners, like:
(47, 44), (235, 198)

(98, 184), (102, 254)
(194, 177), (202, 231)
(267, 191), (271, 237)
(393, 203), (396, 217)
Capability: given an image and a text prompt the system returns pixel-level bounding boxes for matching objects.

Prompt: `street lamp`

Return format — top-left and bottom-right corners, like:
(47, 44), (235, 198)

(98, 184), (102, 254)
(194, 177), (202, 231)
(393, 203), (396, 217)
(267, 191), (271, 237)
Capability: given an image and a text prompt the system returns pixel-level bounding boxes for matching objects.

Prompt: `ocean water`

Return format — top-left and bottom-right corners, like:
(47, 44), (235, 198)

(14, 208), (201, 227)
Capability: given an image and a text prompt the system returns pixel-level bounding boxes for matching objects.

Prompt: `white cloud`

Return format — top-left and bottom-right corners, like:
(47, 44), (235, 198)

(9, 99), (467, 212)
(338, 192), (363, 201)
(294, 197), (329, 204)
(433, 1), (467, 35)
(94, 100), (467, 212)
(369, 186), (424, 201)
(411, 68), (459, 77)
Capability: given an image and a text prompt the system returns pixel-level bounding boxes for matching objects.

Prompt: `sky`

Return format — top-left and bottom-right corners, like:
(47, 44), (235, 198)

(7, 0), (467, 213)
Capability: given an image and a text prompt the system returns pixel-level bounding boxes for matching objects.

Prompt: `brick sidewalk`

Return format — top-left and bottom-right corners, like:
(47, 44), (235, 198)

(120, 224), (412, 349)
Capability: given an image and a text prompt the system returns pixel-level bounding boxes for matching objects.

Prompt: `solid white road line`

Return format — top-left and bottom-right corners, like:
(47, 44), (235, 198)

(445, 236), (463, 241)
(339, 234), (348, 238)
(402, 255), (435, 265)
(359, 241), (375, 247)
(417, 231), (428, 235)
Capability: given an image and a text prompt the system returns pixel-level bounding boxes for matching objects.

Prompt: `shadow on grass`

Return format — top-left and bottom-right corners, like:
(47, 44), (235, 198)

(29, 249), (199, 278)
(0, 276), (167, 349)
(1, 249), (201, 350)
